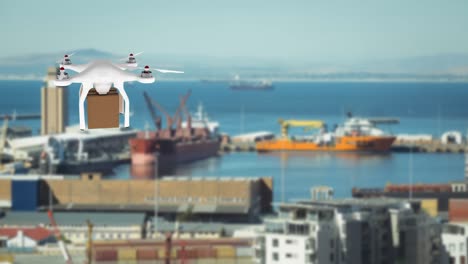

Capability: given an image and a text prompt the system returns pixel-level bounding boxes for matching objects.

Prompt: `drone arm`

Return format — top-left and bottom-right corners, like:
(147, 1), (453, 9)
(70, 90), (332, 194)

(63, 64), (88, 73)
(114, 82), (130, 127)
(79, 82), (93, 130)
(115, 63), (138, 71)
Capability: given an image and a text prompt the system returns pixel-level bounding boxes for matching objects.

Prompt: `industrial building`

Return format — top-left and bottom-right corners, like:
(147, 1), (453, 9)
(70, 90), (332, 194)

(41, 67), (68, 135)
(0, 175), (273, 222)
(255, 198), (445, 264)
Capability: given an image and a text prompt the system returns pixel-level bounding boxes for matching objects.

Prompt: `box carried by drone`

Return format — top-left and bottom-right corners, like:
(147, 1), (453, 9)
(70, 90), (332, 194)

(87, 88), (120, 129)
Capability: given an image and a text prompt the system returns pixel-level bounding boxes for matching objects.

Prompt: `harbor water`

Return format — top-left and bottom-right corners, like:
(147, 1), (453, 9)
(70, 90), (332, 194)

(1, 80), (467, 201)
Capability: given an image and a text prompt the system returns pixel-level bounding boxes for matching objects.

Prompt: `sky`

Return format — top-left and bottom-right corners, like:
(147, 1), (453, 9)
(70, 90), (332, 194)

(1, 0), (468, 63)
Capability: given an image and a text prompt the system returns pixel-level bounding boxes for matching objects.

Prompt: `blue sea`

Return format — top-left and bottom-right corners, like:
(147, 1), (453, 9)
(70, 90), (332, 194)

(1, 80), (467, 202)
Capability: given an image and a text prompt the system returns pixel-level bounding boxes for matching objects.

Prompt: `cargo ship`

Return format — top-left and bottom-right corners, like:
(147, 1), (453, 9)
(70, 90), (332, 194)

(229, 75), (273, 91)
(256, 115), (398, 152)
(130, 92), (220, 176)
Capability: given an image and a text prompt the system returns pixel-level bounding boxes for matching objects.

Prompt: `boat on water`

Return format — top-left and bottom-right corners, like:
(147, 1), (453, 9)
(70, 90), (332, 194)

(256, 115), (398, 152)
(130, 92), (220, 177)
(229, 75), (273, 91)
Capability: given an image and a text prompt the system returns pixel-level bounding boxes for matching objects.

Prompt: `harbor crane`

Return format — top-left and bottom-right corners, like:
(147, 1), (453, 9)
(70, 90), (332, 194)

(143, 92), (174, 138)
(180, 90), (193, 136)
(143, 91), (162, 130)
(278, 119), (324, 138)
(173, 90), (192, 137)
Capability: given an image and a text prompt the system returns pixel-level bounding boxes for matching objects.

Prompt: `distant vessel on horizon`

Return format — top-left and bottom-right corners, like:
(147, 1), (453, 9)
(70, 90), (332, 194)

(229, 75), (273, 91)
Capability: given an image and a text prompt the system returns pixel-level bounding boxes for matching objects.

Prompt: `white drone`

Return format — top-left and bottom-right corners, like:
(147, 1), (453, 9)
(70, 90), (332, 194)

(54, 52), (183, 130)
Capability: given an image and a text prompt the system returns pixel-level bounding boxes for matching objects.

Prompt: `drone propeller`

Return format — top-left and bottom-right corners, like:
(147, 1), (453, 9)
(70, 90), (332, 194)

(56, 51), (78, 64)
(119, 51), (144, 61)
(138, 65), (184, 74)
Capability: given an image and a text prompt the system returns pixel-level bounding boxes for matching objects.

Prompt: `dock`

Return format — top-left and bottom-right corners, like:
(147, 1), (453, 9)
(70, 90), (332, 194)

(0, 113), (41, 120)
(221, 142), (256, 152)
(222, 139), (468, 153)
(392, 140), (468, 153)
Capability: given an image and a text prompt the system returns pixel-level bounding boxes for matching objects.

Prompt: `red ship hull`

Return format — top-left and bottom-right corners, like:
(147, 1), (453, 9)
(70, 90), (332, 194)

(129, 132), (220, 177)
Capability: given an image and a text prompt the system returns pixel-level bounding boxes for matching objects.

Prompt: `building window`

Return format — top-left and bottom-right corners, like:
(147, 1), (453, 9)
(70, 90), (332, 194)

(330, 239), (334, 248)
(273, 252), (279, 261)
(272, 239), (279, 247)
(286, 253), (296, 258)
(330, 253), (334, 262)
(286, 239), (296, 245)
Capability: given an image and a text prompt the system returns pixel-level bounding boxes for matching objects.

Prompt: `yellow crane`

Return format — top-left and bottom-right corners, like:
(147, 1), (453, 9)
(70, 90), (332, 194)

(278, 119), (324, 138)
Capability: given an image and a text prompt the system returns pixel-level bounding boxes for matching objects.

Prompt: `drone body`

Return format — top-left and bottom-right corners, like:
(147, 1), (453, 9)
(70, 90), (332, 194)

(54, 53), (183, 130)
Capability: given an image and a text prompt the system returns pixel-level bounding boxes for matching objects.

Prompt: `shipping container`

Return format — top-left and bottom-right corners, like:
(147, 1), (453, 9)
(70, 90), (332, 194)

(136, 247), (158, 260)
(215, 258), (236, 264)
(449, 199), (468, 221)
(421, 199), (438, 217)
(158, 248), (177, 259)
(195, 259), (216, 264)
(0, 253), (14, 263)
(11, 179), (39, 211)
(117, 260), (137, 264)
(94, 248), (118, 262)
(214, 246), (236, 258)
(195, 247), (216, 259)
(118, 247), (137, 261)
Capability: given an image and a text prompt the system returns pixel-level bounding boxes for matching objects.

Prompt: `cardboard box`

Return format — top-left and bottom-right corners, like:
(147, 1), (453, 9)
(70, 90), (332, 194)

(87, 88), (120, 129)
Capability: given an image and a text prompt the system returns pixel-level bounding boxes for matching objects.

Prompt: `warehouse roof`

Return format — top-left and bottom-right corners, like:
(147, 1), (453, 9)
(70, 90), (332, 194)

(0, 212), (145, 226)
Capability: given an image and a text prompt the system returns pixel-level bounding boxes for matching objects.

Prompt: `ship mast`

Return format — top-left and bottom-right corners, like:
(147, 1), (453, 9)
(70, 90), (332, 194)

(180, 90), (192, 138)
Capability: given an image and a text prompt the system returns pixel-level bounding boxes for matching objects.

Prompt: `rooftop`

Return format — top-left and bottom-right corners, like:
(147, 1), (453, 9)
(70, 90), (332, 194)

(278, 198), (418, 211)
(0, 226), (53, 241)
(0, 212), (145, 226)
(0, 212), (260, 236)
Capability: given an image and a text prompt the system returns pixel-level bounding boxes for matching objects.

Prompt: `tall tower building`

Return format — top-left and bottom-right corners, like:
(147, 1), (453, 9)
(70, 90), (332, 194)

(41, 67), (68, 135)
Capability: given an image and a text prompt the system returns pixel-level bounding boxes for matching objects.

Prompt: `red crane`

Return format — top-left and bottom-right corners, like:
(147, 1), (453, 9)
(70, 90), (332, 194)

(47, 209), (72, 264)
(180, 90), (192, 138)
(173, 90), (191, 131)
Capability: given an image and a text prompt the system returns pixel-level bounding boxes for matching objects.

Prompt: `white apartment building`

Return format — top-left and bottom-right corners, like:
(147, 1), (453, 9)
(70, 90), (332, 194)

(441, 224), (468, 264)
(257, 199), (444, 264)
(263, 205), (338, 264)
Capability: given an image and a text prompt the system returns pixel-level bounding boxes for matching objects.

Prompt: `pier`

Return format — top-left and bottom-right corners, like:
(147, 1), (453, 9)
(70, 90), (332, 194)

(221, 139), (468, 153)
(0, 113), (41, 120)
(392, 140), (468, 153)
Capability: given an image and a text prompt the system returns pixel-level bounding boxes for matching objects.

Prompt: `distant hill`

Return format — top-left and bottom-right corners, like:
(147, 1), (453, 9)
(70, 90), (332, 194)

(0, 49), (467, 81)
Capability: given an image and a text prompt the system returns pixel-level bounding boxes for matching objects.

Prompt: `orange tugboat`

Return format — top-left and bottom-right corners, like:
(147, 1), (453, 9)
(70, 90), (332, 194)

(256, 116), (397, 152)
